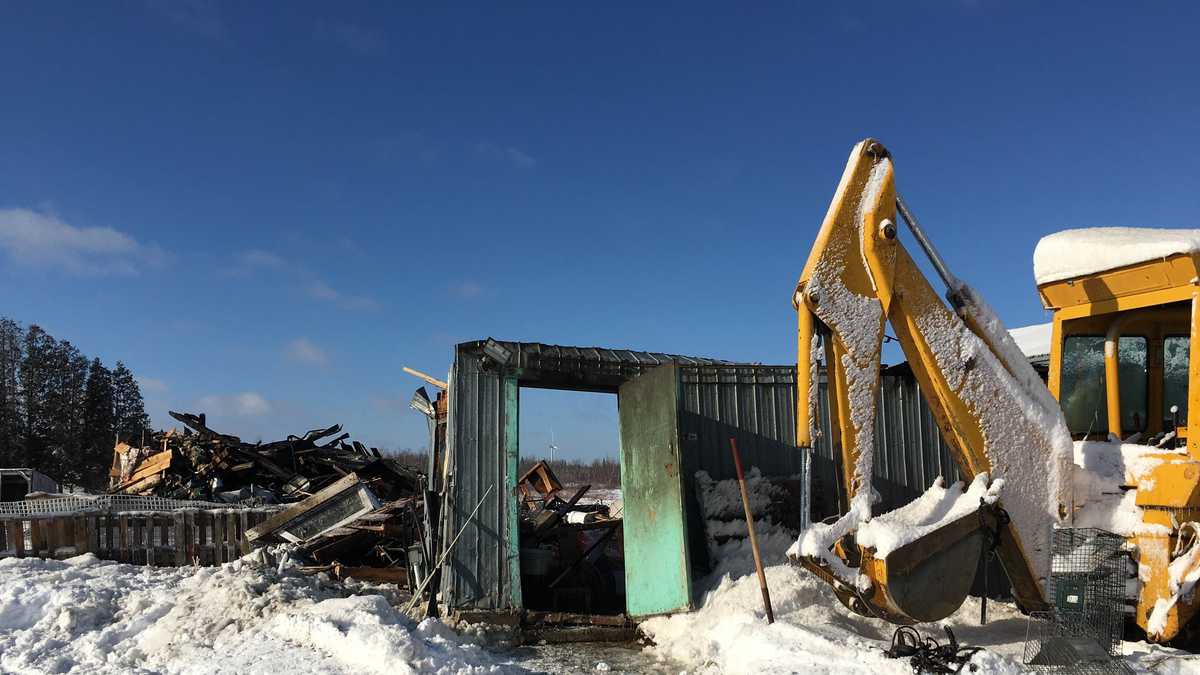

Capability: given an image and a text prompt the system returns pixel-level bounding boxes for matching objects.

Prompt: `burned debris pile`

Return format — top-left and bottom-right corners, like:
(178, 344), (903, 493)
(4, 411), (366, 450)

(517, 461), (625, 617)
(109, 410), (420, 504)
(108, 410), (433, 593)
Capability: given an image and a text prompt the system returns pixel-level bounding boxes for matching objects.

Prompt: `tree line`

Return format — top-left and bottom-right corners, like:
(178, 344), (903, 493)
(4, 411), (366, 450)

(386, 451), (621, 488)
(0, 318), (152, 490)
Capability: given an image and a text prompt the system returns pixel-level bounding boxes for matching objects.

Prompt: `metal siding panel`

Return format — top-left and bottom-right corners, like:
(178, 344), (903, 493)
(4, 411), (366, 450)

(445, 350), (511, 611)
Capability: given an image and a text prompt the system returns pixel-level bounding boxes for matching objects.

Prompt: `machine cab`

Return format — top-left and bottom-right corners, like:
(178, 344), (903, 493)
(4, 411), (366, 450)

(1037, 228), (1200, 451)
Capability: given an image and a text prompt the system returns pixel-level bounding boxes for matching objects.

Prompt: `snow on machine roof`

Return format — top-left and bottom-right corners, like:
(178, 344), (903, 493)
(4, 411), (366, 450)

(1033, 227), (1200, 285)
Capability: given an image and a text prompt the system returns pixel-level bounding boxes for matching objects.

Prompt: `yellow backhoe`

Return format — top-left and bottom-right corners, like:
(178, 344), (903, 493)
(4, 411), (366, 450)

(790, 138), (1200, 642)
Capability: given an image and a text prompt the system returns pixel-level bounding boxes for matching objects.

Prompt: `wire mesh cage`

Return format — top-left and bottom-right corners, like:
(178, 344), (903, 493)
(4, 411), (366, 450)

(1023, 528), (1132, 673)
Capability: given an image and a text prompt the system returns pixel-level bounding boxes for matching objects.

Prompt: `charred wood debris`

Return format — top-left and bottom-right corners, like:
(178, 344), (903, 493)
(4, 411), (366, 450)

(108, 410), (434, 599)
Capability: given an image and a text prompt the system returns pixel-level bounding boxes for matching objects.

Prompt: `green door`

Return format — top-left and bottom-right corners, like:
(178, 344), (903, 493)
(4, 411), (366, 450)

(618, 364), (693, 617)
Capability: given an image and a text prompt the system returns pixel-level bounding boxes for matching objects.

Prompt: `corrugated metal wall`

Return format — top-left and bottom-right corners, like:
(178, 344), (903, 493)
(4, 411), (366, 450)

(443, 349), (517, 610)
(808, 375), (960, 518)
(677, 365), (803, 480)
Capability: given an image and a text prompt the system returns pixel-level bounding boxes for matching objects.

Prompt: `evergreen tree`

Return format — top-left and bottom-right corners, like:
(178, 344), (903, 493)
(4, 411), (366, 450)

(20, 325), (56, 469)
(46, 341), (89, 483)
(112, 361), (151, 445)
(0, 318), (22, 466)
(82, 358), (115, 489)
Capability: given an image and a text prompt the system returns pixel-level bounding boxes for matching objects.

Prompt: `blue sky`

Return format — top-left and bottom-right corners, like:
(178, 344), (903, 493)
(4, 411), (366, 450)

(1, 2), (1197, 459)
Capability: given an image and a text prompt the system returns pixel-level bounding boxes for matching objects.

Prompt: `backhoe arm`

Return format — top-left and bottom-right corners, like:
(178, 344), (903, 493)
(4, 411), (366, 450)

(791, 139), (1071, 622)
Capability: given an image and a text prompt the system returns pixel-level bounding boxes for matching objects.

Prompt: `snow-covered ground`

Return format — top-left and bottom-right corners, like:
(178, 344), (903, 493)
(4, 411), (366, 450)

(3, 483), (1200, 673)
(1, 549), (1199, 673)
(0, 554), (515, 675)
(641, 548), (1200, 675)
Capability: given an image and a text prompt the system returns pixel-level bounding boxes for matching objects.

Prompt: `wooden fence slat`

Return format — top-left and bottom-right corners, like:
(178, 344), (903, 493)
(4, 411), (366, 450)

(13, 520), (25, 558)
(74, 516), (87, 556)
(197, 513), (209, 565)
(144, 516), (154, 566)
(227, 512), (238, 562)
(174, 513), (186, 566)
(160, 515), (169, 566)
(118, 515), (129, 563)
(28, 519), (42, 557)
(86, 516), (96, 556)
(238, 512), (249, 555)
(213, 513), (225, 564)
(54, 518), (69, 557)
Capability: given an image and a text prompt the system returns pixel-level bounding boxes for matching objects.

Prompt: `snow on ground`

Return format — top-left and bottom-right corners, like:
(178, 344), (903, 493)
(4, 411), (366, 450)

(0, 553), (516, 675)
(641, 547), (1200, 675)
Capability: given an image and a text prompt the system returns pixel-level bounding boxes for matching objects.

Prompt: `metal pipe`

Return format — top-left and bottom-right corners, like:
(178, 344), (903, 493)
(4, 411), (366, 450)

(1104, 315), (1131, 440)
(796, 304), (815, 448)
(730, 437), (775, 624)
(895, 195), (962, 292)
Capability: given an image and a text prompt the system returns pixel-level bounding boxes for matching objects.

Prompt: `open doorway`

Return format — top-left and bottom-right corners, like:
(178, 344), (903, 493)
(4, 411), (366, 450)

(516, 388), (625, 616)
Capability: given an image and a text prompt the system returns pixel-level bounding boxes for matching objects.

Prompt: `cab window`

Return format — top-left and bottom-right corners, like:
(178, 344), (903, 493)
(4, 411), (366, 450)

(1164, 335), (1190, 423)
(1060, 335), (1148, 435)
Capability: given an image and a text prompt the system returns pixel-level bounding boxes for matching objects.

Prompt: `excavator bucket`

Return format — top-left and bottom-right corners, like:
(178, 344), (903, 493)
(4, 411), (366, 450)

(863, 510), (989, 623)
(795, 505), (998, 624)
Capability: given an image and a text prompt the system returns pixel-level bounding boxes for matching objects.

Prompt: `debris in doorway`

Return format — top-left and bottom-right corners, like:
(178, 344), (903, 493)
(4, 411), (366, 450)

(519, 481), (626, 616)
(518, 460), (564, 509)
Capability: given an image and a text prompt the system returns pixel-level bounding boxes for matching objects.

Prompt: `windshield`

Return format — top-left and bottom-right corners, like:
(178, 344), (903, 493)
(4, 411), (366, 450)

(1060, 335), (1148, 435)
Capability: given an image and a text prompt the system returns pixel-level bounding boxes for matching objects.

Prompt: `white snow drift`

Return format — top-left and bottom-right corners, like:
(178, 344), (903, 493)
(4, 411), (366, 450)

(0, 554), (512, 675)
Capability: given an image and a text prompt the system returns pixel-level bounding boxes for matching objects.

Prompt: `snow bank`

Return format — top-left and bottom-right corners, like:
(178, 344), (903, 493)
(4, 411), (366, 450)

(695, 469), (800, 582)
(0, 554), (513, 674)
(640, 563), (1027, 675)
(857, 474), (1001, 556)
(1033, 227), (1200, 285)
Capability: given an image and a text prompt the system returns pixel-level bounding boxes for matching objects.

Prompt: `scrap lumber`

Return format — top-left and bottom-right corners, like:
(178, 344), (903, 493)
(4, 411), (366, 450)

(402, 366), (448, 390)
(107, 410), (423, 506)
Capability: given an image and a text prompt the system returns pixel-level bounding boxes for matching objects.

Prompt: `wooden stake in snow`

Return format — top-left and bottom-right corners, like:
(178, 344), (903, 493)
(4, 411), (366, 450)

(730, 437), (775, 624)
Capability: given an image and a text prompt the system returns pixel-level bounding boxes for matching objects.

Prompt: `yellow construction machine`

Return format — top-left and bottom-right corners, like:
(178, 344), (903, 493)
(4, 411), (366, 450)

(791, 138), (1200, 642)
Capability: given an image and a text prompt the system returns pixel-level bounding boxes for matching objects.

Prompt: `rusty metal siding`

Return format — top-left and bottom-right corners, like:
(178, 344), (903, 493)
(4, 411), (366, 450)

(443, 348), (516, 611)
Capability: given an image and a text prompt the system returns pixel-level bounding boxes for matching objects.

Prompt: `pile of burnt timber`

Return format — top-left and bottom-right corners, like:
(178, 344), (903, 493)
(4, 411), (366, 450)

(517, 461), (625, 617)
(105, 410), (436, 592)
(246, 472), (434, 591)
(109, 410), (422, 505)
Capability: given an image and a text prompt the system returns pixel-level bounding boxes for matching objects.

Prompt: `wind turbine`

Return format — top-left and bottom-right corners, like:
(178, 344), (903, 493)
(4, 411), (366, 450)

(548, 427), (559, 464)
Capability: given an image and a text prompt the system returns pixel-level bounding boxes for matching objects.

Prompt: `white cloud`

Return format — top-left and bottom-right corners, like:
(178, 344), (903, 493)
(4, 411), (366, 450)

(316, 21), (386, 55)
(285, 338), (329, 367)
(307, 280), (380, 311)
(0, 208), (168, 275)
(236, 249), (285, 270)
(136, 376), (169, 394)
(198, 391), (271, 417)
(476, 142), (537, 169)
(145, 0), (225, 39)
(448, 280), (485, 299)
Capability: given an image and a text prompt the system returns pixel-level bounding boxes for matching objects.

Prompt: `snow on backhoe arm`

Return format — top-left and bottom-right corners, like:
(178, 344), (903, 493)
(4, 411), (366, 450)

(787, 139), (1074, 624)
